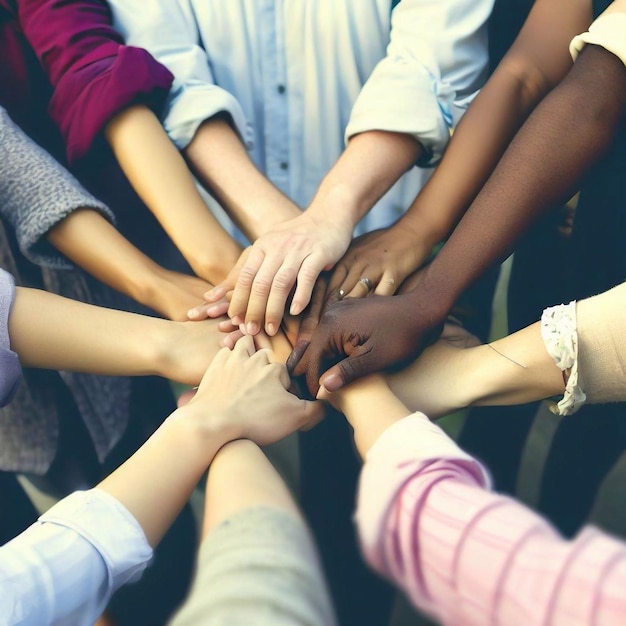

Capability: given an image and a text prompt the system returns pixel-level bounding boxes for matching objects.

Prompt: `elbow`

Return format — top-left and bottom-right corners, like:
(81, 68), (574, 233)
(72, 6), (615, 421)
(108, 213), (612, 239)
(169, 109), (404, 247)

(495, 55), (555, 111)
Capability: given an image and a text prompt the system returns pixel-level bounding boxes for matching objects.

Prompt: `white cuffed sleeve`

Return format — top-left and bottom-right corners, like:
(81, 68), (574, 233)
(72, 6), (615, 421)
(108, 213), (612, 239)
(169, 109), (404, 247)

(570, 11), (626, 68)
(346, 0), (494, 165)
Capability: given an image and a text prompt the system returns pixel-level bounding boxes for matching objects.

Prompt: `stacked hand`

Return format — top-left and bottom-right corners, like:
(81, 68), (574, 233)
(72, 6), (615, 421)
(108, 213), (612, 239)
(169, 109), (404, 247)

(326, 225), (433, 300)
(289, 289), (446, 397)
(200, 211), (353, 336)
(184, 335), (323, 446)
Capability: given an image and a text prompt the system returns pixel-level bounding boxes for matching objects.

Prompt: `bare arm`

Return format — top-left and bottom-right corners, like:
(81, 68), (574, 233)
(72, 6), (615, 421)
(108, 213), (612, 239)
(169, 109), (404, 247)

(184, 116), (301, 241)
(98, 336), (321, 546)
(326, 0), (592, 299)
(295, 4), (626, 394)
(105, 105), (242, 286)
(47, 208), (211, 321)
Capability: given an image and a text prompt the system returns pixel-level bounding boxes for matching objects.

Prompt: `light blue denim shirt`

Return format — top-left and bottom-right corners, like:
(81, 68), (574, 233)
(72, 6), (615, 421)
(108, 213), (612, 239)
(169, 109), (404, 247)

(109, 0), (493, 234)
(0, 489), (152, 626)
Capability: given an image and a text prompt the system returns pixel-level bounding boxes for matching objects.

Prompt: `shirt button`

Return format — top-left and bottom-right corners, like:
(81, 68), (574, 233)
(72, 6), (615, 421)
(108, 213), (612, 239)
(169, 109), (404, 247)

(277, 84), (286, 94)
(280, 161), (289, 170)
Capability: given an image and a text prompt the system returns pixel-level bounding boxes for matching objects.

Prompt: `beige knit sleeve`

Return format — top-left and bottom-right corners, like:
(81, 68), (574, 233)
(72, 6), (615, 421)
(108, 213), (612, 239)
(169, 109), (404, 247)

(576, 281), (626, 404)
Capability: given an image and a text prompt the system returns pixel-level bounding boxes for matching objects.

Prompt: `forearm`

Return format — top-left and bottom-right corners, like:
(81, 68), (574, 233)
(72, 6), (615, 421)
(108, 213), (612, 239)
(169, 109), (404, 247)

(397, 66), (544, 249)
(309, 130), (422, 229)
(105, 105), (241, 281)
(47, 208), (165, 308)
(9, 285), (173, 376)
(327, 375), (412, 456)
(386, 322), (564, 418)
(202, 440), (301, 537)
(396, 0), (593, 255)
(99, 408), (229, 547)
(184, 116), (301, 240)
(417, 44), (626, 313)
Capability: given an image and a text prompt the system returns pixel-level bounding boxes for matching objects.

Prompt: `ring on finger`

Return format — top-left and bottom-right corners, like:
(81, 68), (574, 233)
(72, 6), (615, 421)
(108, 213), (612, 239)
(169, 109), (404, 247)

(358, 277), (373, 292)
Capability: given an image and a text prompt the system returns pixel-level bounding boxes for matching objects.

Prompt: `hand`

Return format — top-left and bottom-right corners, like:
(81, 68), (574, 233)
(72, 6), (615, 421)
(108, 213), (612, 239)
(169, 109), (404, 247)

(188, 335), (324, 446)
(286, 272), (339, 375)
(328, 225), (432, 299)
(223, 211), (353, 336)
(291, 292), (446, 396)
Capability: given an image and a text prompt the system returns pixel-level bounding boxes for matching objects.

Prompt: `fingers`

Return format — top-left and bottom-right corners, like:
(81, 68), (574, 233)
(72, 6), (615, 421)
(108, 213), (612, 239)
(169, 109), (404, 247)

(373, 270), (397, 296)
(344, 276), (374, 299)
(286, 274), (333, 374)
(319, 344), (374, 393)
(220, 329), (244, 349)
(233, 333), (256, 358)
(188, 299), (231, 321)
(289, 253), (325, 316)
(228, 246), (267, 327)
(252, 256), (300, 336)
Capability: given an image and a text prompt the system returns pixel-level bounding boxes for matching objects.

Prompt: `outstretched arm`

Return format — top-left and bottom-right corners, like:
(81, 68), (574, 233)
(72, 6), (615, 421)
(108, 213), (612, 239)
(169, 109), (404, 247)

(294, 1), (626, 394)
(213, 0), (494, 335)
(323, 280), (626, 625)
(105, 105), (242, 286)
(46, 208), (212, 321)
(327, 0), (592, 300)
(0, 336), (321, 625)
(330, 374), (626, 626)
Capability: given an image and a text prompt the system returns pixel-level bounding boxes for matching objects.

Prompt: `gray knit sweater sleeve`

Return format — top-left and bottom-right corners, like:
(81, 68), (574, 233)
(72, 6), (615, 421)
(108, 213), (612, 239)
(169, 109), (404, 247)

(0, 107), (115, 269)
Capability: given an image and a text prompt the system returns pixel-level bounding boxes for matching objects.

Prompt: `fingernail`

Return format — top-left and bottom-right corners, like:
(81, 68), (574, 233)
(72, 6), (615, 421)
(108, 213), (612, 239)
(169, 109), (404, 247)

(267, 322), (276, 336)
(232, 315), (242, 326)
(322, 373), (342, 392)
(239, 323), (247, 334)
(246, 321), (259, 335)
(187, 309), (198, 319)
(290, 302), (301, 316)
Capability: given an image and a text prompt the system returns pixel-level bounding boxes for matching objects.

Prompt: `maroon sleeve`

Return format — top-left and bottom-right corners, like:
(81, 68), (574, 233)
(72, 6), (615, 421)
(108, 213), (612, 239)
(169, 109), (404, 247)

(16, 0), (174, 163)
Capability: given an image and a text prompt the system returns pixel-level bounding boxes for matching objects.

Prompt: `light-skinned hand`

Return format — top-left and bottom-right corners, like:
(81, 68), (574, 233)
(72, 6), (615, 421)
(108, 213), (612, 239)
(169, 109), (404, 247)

(187, 335), (324, 446)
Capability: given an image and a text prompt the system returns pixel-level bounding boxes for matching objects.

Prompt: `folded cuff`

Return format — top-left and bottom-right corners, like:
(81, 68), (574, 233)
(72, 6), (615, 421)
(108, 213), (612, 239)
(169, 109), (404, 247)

(49, 45), (174, 164)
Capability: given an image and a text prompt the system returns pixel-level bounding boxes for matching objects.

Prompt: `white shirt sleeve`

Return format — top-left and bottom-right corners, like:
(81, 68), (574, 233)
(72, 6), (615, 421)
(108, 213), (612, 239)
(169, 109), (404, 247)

(346, 0), (494, 165)
(0, 489), (152, 626)
(570, 11), (626, 67)
(108, 0), (250, 150)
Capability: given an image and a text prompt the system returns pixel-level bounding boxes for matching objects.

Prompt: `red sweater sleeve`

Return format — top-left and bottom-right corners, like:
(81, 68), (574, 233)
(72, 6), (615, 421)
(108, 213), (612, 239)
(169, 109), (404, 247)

(16, 0), (174, 163)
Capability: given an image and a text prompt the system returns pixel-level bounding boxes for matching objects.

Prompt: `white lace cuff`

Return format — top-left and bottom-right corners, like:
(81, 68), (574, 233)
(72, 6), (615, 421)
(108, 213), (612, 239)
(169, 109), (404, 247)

(540, 301), (586, 416)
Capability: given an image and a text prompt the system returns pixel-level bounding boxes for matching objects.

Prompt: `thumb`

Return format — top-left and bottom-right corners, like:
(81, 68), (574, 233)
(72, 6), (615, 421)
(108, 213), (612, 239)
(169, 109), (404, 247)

(319, 344), (375, 392)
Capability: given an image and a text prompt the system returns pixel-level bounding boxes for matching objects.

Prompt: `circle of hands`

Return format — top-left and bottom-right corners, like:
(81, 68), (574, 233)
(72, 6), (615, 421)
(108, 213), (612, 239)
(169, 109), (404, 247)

(184, 224), (478, 408)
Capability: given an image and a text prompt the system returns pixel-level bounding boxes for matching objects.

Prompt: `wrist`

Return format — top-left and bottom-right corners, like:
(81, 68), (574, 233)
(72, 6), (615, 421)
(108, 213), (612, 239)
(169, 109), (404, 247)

(308, 181), (362, 231)
(394, 210), (447, 254)
(404, 264), (457, 320)
(167, 405), (238, 464)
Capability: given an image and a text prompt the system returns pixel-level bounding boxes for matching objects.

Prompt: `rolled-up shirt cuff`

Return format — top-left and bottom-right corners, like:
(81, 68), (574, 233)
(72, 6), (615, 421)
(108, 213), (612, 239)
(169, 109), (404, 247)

(41, 489), (153, 590)
(0, 270), (21, 407)
(355, 413), (491, 563)
(49, 45), (174, 164)
(569, 13), (626, 67)
(346, 60), (454, 166)
(163, 83), (253, 151)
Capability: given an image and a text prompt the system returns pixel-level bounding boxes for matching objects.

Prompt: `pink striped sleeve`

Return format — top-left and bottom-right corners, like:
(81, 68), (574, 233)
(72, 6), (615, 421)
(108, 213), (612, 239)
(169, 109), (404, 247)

(355, 414), (626, 626)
